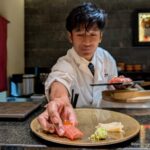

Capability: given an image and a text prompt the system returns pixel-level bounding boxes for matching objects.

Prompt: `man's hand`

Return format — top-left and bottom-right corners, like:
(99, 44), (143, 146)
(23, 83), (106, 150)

(37, 97), (78, 136)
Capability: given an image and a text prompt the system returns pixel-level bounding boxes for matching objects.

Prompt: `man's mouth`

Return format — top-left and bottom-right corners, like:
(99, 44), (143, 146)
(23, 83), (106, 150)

(81, 47), (92, 52)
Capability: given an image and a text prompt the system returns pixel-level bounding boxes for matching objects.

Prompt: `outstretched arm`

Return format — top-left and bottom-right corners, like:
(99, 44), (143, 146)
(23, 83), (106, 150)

(37, 81), (77, 136)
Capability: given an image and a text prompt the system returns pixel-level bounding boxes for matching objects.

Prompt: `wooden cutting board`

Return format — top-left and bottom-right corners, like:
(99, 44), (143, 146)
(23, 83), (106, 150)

(102, 90), (150, 103)
(0, 101), (42, 120)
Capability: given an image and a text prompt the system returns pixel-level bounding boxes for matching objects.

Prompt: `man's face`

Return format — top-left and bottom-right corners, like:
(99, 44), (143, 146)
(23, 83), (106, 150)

(68, 24), (102, 61)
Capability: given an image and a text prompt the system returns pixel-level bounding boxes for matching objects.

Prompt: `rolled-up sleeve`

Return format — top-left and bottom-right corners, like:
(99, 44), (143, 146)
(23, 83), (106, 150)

(45, 58), (75, 101)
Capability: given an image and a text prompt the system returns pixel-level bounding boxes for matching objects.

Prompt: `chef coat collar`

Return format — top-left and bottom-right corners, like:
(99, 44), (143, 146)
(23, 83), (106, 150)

(70, 47), (96, 66)
(69, 47), (99, 77)
(71, 47), (104, 81)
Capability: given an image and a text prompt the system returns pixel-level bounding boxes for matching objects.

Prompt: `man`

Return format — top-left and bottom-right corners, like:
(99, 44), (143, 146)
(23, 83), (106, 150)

(38, 2), (118, 136)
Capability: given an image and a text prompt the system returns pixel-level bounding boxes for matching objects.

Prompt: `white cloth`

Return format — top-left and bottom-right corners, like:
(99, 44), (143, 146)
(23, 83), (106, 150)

(45, 47), (118, 108)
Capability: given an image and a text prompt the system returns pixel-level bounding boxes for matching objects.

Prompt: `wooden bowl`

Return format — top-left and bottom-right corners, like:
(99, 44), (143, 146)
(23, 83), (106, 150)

(102, 89), (150, 103)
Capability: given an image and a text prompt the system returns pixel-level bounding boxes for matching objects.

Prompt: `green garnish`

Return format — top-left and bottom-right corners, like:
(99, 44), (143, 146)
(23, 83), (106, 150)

(89, 127), (108, 141)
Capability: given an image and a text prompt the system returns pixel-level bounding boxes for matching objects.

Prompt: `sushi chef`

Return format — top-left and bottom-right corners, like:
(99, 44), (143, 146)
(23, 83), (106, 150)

(38, 2), (118, 136)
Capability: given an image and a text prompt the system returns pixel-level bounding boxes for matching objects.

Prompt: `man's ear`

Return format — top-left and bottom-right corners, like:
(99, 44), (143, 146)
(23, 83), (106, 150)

(67, 32), (72, 43)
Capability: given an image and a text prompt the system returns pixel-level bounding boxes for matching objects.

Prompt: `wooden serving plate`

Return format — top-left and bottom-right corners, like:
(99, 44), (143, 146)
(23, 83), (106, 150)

(102, 89), (150, 103)
(30, 108), (140, 146)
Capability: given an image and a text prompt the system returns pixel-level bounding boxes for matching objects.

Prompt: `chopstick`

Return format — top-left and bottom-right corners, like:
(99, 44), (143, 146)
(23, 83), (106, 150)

(71, 89), (79, 108)
(90, 80), (144, 87)
(71, 89), (74, 105)
(73, 94), (79, 108)
(90, 83), (123, 86)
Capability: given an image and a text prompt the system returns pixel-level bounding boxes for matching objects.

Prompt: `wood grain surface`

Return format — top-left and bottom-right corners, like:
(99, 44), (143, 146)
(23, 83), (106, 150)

(0, 102), (42, 119)
(102, 90), (150, 103)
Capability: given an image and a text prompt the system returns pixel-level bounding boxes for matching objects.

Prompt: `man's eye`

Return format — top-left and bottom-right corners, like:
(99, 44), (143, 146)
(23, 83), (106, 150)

(90, 33), (98, 36)
(77, 34), (84, 36)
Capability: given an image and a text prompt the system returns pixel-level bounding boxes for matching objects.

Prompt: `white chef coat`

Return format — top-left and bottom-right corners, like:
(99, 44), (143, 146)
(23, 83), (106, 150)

(45, 47), (118, 108)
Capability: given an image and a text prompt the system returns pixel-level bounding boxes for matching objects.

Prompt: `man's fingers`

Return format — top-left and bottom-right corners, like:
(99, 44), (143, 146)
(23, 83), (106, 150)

(50, 112), (65, 136)
(40, 98), (76, 136)
(68, 108), (78, 126)
(48, 124), (55, 133)
(37, 110), (55, 133)
(47, 101), (65, 136)
(62, 105), (78, 126)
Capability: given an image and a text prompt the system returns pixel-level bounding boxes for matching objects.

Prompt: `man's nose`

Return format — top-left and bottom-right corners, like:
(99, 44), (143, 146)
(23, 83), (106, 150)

(82, 35), (91, 45)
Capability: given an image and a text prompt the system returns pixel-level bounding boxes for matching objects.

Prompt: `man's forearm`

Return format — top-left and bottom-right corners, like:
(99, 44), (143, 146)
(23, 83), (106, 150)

(50, 81), (70, 102)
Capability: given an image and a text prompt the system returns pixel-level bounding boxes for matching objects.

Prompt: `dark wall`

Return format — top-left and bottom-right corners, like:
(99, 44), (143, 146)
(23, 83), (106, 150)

(25, 0), (150, 71)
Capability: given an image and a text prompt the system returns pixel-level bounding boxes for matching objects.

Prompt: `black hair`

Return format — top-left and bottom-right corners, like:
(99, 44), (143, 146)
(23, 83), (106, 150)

(66, 2), (107, 32)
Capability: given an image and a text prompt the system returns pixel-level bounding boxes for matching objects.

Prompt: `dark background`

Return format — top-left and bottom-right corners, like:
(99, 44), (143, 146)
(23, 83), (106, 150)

(25, 0), (150, 71)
